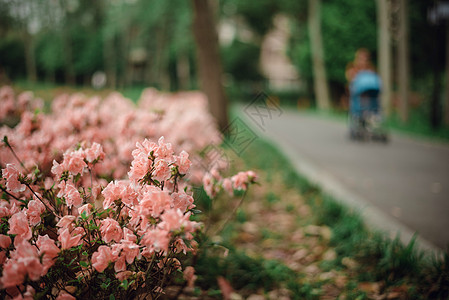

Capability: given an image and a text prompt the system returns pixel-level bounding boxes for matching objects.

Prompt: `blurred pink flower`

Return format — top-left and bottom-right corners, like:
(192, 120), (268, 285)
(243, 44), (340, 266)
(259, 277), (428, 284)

(2, 164), (26, 193)
(176, 150), (191, 174)
(8, 211), (32, 240)
(91, 245), (116, 272)
(141, 228), (170, 252)
(84, 142), (105, 163)
(222, 178), (233, 196)
(100, 218), (122, 243)
(58, 181), (83, 208)
(63, 149), (86, 175)
(159, 208), (184, 232)
(183, 266), (197, 288)
(26, 199), (45, 226)
(58, 228), (83, 250)
(171, 192), (195, 212)
(56, 215), (76, 230)
(1, 240), (44, 288)
(153, 159), (171, 182)
(0, 234), (11, 249)
(36, 235), (60, 272)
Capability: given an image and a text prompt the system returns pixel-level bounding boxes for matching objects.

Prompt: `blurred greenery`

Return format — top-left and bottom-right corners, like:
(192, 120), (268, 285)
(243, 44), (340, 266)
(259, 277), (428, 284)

(0, 0), (448, 133)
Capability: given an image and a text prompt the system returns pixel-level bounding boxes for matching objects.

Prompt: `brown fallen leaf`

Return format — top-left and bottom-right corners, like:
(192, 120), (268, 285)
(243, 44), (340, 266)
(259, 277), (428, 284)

(358, 282), (381, 294)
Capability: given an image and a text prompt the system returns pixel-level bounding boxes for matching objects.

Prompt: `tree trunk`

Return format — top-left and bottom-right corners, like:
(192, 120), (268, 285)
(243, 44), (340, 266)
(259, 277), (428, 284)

(191, 0), (229, 130)
(444, 20), (449, 126)
(308, 0), (331, 110)
(104, 37), (117, 89)
(376, 0), (392, 117)
(62, 18), (75, 85)
(23, 31), (37, 82)
(177, 53), (190, 91)
(397, 0), (409, 123)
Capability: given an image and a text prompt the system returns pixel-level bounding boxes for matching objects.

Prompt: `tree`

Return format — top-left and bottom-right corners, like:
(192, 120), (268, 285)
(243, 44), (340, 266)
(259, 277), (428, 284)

(397, 0), (409, 123)
(376, 0), (392, 117)
(191, 0), (229, 130)
(308, 0), (330, 110)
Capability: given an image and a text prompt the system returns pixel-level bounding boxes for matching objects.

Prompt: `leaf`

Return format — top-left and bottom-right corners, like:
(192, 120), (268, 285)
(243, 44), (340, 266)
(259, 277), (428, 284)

(120, 279), (129, 290)
(79, 261), (88, 267)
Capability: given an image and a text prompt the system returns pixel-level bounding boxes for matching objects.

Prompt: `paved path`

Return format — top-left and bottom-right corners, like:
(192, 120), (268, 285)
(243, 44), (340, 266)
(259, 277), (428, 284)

(239, 106), (449, 253)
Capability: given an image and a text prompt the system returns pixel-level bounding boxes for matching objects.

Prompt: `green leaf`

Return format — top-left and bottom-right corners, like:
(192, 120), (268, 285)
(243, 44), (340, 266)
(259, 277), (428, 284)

(120, 279), (129, 290)
(109, 294), (115, 300)
(79, 260), (88, 267)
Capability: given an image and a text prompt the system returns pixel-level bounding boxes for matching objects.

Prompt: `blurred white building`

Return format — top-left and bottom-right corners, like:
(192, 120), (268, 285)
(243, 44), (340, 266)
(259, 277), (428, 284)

(259, 14), (301, 91)
(219, 13), (301, 91)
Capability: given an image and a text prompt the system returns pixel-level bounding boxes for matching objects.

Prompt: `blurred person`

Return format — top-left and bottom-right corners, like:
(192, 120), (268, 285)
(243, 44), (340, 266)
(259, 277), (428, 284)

(345, 48), (375, 82)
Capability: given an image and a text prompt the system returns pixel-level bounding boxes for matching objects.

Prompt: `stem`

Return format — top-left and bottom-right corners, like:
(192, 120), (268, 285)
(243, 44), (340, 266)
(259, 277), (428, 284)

(25, 182), (57, 217)
(0, 185), (22, 201)
(89, 167), (93, 200)
(211, 190), (247, 236)
(3, 137), (30, 174)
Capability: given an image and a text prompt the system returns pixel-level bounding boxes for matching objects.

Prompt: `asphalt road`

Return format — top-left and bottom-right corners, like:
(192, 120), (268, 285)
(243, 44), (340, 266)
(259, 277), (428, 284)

(239, 106), (449, 251)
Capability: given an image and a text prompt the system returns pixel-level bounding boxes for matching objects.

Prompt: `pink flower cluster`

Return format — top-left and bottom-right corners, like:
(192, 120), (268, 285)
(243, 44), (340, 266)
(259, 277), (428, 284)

(0, 86), (257, 298)
(202, 169), (258, 198)
(0, 86), (223, 182)
(0, 138), (200, 298)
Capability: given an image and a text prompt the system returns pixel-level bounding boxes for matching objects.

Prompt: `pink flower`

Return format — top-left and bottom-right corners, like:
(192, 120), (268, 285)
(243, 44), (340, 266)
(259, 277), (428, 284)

(58, 181), (83, 208)
(78, 203), (92, 216)
(8, 212), (32, 240)
(139, 190), (171, 218)
(84, 142), (105, 163)
(58, 228), (83, 249)
(183, 266), (197, 288)
(56, 215), (76, 229)
(155, 136), (174, 160)
(176, 150), (191, 174)
(26, 199), (45, 226)
(100, 218), (122, 243)
(202, 173), (217, 198)
(91, 245), (116, 272)
(171, 192), (195, 212)
(51, 160), (64, 178)
(1, 259), (26, 288)
(63, 149), (86, 175)
(0, 234), (11, 249)
(141, 228), (170, 252)
(222, 178), (233, 196)
(2, 164), (26, 193)
(153, 159), (171, 182)
(128, 153), (150, 182)
(102, 180), (138, 209)
(37, 235), (60, 272)
(13, 285), (35, 300)
(159, 209), (184, 232)
(1, 240), (44, 288)
(230, 170), (257, 191)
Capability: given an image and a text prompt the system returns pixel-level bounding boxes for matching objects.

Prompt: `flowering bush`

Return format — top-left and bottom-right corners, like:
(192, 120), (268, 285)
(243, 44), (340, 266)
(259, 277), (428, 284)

(0, 137), (201, 299)
(0, 86), (224, 183)
(0, 86), (257, 299)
